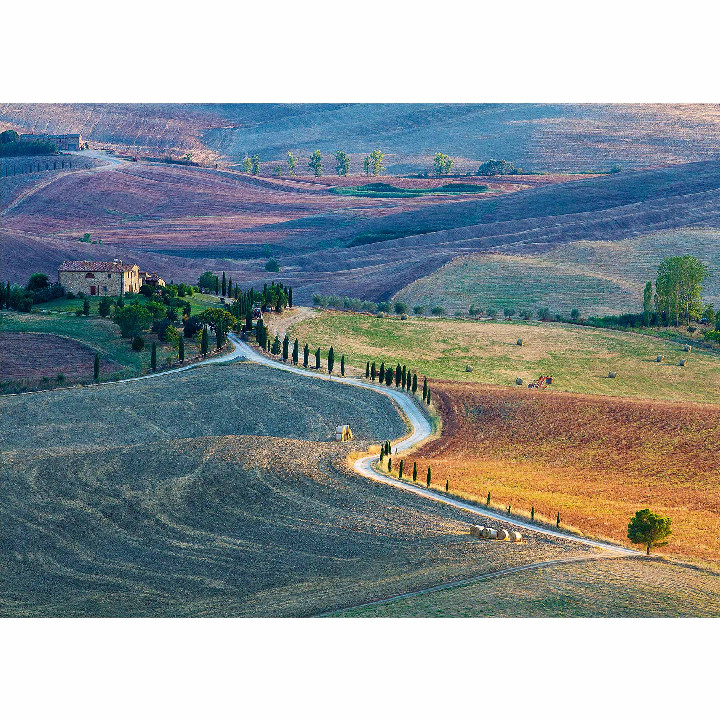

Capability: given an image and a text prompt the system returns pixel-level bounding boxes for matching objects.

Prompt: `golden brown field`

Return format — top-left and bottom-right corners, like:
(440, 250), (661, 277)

(398, 381), (720, 567)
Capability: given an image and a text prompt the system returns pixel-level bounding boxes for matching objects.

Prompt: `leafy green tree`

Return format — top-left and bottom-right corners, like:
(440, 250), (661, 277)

(643, 281), (653, 325)
(628, 509), (672, 555)
(287, 151), (297, 175)
(197, 271), (218, 293)
(178, 334), (185, 362)
(328, 346), (335, 374)
(94, 353), (100, 382)
(113, 305), (153, 338)
(655, 255), (709, 326)
(433, 152), (453, 176)
(308, 150), (323, 177)
(265, 259), (280, 273)
(292, 338), (299, 364)
(98, 297), (112, 317)
(477, 159), (518, 176)
(26, 273), (50, 291)
(197, 307), (236, 332)
(368, 149), (385, 176)
(304, 343), (310, 367)
(335, 151), (351, 176)
(251, 155), (260, 175)
(201, 325), (209, 356)
(283, 334), (289, 361)
(570, 308), (580, 322)
(151, 342), (157, 371)
(363, 156), (371, 176)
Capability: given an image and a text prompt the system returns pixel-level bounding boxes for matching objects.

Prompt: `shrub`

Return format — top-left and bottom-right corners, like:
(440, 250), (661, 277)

(394, 300), (408, 315)
(377, 301), (391, 313)
(413, 305), (425, 315)
(538, 307), (552, 321)
(430, 305), (445, 316)
(265, 259), (280, 273)
(503, 307), (516, 318)
(113, 305), (153, 338)
(570, 308), (581, 321)
(98, 297), (112, 317)
(131, 336), (145, 351)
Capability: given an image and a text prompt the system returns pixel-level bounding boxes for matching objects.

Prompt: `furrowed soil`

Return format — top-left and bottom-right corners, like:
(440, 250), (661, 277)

(290, 311), (720, 404)
(337, 557), (720, 617)
(0, 363), (595, 617)
(399, 381), (720, 567)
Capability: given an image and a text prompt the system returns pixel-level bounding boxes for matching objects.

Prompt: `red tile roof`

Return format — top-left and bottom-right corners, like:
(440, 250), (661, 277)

(58, 260), (138, 273)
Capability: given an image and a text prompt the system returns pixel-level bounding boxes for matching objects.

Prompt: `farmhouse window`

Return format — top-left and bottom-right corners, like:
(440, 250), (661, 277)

(108, 273), (112, 279)
(85, 272), (95, 279)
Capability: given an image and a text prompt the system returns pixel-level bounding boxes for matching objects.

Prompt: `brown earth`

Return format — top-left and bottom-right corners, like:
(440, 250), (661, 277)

(401, 381), (720, 567)
(0, 332), (122, 381)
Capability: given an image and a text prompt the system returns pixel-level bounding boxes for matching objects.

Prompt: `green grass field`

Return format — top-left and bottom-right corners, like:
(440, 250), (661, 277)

(330, 182), (489, 198)
(290, 310), (720, 403)
(395, 228), (720, 316)
(336, 558), (720, 617)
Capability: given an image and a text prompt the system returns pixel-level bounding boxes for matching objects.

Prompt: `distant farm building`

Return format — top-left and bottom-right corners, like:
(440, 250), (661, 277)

(58, 260), (146, 296)
(20, 133), (84, 151)
(140, 271), (166, 289)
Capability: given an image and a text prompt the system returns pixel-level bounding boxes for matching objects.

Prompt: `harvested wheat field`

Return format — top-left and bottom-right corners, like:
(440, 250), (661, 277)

(0, 361), (596, 616)
(337, 557), (720, 617)
(398, 381), (720, 567)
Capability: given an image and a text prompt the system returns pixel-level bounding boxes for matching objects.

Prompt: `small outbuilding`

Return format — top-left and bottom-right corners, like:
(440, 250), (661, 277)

(335, 425), (353, 441)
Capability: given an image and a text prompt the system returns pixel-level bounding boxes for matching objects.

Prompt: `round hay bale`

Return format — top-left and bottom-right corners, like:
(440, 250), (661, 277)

(481, 527), (497, 539)
(680, 358), (688, 367)
(517, 338), (524, 346)
(508, 530), (523, 542)
(608, 371), (616, 378)
(515, 377), (523, 386)
(683, 345), (692, 353)
(469, 525), (483, 538)
(465, 365), (473, 372)
(496, 528), (509, 541)
(400, 314), (408, 320)
(656, 355), (664, 362)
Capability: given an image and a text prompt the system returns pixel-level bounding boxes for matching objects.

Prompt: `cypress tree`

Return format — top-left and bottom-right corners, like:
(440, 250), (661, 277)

(412, 462), (417, 483)
(422, 377), (427, 400)
(93, 353), (100, 382)
(216, 321), (223, 349)
(426, 467), (431, 488)
(446, 479), (449, 492)
(227, 277), (232, 297)
(151, 342), (157, 371)
(385, 367), (393, 385)
(371, 362), (376, 381)
(398, 459), (404, 480)
(315, 347), (321, 369)
(221, 271), (227, 296)
(83, 298), (90, 316)
(245, 310), (253, 330)
(395, 364), (401, 387)
(179, 334), (185, 362)
(412, 373), (417, 394)
(366, 362), (370, 378)
(271, 334), (281, 355)
(556, 512), (560, 528)
(402, 365), (407, 388)
(379, 447), (384, 463)
(288, 286), (293, 308)
(531, 506), (535, 521)
(282, 334), (289, 361)
(328, 347), (335, 374)
(340, 355), (345, 376)
(292, 338), (299, 364)
(214, 276), (219, 295)
(379, 362), (385, 383)
(201, 325), (208, 356)
(303, 343), (309, 367)
(5, 281), (10, 308)
(486, 491), (491, 506)
(507, 504), (511, 515)
(388, 457), (392, 472)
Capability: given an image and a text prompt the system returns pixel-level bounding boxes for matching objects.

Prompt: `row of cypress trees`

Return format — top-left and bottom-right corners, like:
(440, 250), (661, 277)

(364, 360), (431, 404)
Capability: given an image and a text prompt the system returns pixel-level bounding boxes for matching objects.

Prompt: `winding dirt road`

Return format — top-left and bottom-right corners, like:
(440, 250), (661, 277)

(227, 332), (639, 558)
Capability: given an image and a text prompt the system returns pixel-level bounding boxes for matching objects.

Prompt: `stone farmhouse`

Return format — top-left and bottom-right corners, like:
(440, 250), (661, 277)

(20, 133), (84, 151)
(58, 260), (148, 296)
